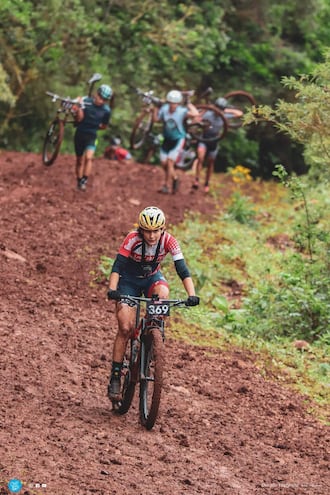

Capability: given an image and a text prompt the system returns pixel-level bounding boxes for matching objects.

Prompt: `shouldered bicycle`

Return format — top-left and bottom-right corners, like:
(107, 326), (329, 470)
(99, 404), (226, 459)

(42, 73), (102, 166)
(111, 294), (193, 430)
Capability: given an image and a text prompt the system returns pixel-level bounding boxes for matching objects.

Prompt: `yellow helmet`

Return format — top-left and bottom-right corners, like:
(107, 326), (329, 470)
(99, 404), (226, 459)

(138, 206), (166, 231)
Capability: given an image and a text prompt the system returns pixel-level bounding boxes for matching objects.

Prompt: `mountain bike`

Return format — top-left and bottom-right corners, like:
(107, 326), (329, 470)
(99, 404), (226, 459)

(42, 73), (102, 166)
(111, 294), (191, 430)
(129, 88), (163, 152)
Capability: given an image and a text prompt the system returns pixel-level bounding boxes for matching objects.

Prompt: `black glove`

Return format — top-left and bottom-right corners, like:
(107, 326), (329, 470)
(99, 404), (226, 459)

(107, 289), (121, 301)
(185, 296), (200, 307)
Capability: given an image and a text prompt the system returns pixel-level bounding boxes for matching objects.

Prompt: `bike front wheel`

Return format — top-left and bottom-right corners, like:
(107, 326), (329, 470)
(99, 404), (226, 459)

(116, 339), (139, 415)
(130, 109), (153, 150)
(42, 118), (64, 166)
(186, 104), (228, 143)
(139, 328), (164, 430)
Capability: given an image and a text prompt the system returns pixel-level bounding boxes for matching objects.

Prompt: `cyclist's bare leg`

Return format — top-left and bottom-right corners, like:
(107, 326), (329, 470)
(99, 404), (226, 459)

(193, 145), (206, 188)
(83, 149), (95, 177)
(167, 158), (177, 184)
(160, 158), (177, 192)
(160, 159), (169, 189)
(112, 303), (136, 363)
(148, 281), (169, 299)
(205, 156), (215, 190)
(76, 156), (84, 180)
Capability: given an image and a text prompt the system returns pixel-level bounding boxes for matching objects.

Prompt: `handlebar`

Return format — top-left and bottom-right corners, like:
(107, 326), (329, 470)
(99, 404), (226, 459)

(119, 294), (189, 308)
(135, 88), (163, 107)
(46, 91), (78, 104)
(45, 91), (91, 109)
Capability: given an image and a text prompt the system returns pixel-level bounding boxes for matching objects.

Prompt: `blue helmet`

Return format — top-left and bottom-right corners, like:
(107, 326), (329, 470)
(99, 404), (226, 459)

(97, 84), (112, 100)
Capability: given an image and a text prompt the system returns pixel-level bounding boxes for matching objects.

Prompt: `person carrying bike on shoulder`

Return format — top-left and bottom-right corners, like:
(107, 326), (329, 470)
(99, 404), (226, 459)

(192, 97), (243, 193)
(107, 206), (200, 399)
(153, 90), (199, 194)
(74, 84), (112, 191)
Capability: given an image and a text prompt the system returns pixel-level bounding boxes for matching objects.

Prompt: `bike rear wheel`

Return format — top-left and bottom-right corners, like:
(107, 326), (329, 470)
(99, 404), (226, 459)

(116, 339), (139, 415)
(130, 109), (153, 150)
(186, 104), (228, 143)
(224, 90), (256, 129)
(139, 328), (164, 430)
(42, 118), (64, 166)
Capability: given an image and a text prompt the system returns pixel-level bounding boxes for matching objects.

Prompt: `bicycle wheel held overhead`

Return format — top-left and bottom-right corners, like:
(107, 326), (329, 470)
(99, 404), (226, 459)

(42, 118), (64, 166)
(130, 110), (153, 150)
(139, 328), (164, 430)
(224, 90), (256, 129)
(186, 104), (228, 143)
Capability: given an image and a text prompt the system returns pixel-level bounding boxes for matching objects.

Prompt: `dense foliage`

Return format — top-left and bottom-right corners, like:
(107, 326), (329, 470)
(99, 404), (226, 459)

(1, 0), (330, 177)
(246, 50), (330, 183)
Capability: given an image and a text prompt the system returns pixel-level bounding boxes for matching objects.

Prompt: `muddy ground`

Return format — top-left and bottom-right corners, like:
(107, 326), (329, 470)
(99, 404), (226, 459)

(0, 151), (329, 495)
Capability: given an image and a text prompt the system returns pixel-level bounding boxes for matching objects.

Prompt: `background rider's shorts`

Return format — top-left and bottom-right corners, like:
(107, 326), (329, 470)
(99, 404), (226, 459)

(198, 140), (219, 160)
(160, 137), (185, 163)
(118, 271), (168, 298)
(74, 131), (97, 156)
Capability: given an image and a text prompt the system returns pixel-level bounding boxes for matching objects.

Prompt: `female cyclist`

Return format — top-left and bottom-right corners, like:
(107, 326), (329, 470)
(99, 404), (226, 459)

(107, 206), (200, 398)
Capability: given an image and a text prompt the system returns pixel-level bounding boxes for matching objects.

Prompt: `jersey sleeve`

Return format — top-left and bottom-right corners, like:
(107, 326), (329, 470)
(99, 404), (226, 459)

(118, 232), (137, 258)
(164, 232), (184, 261)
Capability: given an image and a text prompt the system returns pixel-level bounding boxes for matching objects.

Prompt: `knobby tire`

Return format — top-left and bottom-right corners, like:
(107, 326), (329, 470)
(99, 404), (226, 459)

(130, 110), (153, 150)
(117, 339), (139, 415)
(139, 328), (164, 430)
(42, 118), (64, 166)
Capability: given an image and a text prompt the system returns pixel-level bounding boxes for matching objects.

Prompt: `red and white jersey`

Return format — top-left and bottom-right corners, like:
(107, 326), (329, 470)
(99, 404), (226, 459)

(119, 230), (184, 264)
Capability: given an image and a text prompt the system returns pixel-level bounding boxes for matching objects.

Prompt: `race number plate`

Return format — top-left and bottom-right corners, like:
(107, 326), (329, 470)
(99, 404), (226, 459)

(146, 301), (170, 317)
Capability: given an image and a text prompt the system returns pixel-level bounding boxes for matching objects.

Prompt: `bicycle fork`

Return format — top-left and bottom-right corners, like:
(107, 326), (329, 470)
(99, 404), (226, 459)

(139, 323), (164, 382)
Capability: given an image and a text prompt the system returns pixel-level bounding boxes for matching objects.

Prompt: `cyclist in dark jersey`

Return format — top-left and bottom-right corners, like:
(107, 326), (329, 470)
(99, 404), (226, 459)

(107, 206), (200, 399)
(74, 84), (112, 191)
(192, 97), (243, 193)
